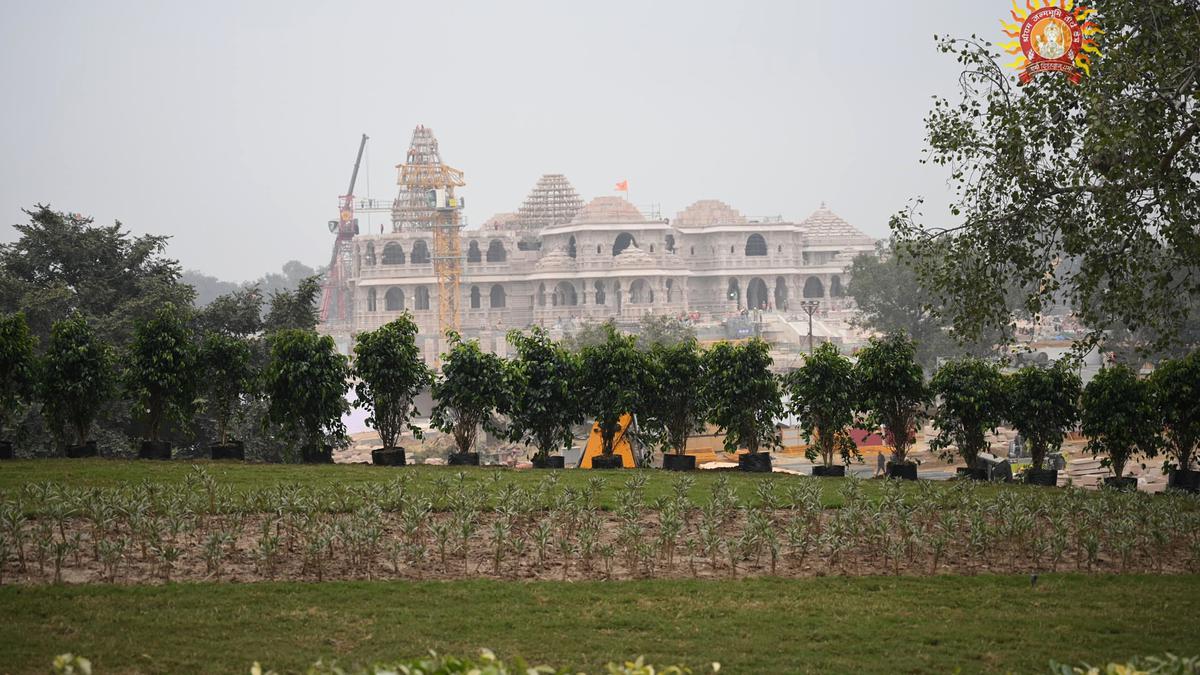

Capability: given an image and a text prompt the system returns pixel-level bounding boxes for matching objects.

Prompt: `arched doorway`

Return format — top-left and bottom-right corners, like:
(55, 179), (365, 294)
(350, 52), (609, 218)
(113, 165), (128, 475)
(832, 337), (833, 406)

(411, 241), (431, 264)
(745, 234), (767, 256)
(567, 236), (577, 258)
(830, 275), (844, 297)
(470, 286), (481, 309)
(774, 277), (788, 310)
(415, 286), (430, 310)
(385, 287), (404, 311)
(629, 279), (652, 304)
(803, 276), (824, 298)
(593, 281), (606, 305)
(490, 285), (506, 308)
(554, 281), (578, 306)
(727, 278), (741, 308)
(486, 240), (507, 263)
(466, 241), (481, 263)
(747, 277), (769, 310)
(382, 242), (404, 265)
(612, 232), (637, 256)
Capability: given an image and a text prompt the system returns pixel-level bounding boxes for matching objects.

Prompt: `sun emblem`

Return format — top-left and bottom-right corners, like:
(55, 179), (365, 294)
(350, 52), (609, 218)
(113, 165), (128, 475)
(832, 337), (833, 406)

(1000, 0), (1102, 84)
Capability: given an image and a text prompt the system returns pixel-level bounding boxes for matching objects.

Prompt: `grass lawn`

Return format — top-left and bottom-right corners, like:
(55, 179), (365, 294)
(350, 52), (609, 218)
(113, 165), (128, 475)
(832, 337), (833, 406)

(1, 459), (1025, 510)
(1, 574), (1197, 674)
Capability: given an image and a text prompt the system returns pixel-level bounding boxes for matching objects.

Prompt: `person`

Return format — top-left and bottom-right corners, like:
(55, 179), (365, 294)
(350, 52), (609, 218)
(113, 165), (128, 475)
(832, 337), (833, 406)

(875, 451), (886, 477)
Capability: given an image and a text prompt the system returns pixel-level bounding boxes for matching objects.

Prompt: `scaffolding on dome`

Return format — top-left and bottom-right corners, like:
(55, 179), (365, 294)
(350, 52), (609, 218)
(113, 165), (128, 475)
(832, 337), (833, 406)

(391, 125), (466, 338)
(515, 174), (583, 229)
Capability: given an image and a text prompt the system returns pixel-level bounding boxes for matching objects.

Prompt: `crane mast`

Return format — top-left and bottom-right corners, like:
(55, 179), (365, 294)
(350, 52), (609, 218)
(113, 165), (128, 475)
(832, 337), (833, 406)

(319, 133), (368, 325)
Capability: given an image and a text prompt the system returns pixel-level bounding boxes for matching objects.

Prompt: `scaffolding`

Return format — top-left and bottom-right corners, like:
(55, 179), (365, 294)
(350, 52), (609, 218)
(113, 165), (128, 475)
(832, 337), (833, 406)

(515, 173), (583, 230)
(392, 126), (465, 338)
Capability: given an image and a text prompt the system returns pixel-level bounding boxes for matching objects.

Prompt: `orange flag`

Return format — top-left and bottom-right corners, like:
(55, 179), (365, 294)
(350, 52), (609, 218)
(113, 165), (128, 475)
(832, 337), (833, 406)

(614, 180), (628, 192)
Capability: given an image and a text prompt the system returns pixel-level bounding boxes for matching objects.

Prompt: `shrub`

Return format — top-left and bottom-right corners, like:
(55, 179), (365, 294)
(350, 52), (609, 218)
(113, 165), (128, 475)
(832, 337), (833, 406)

(854, 332), (928, 465)
(640, 337), (707, 456)
(702, 338), (782, 455)
(198, 332), (255, 446)
(578, 324), (650, 457)
(1081, 364), (1158, 479)
(1148, 351), (1200, 473)
(1005, 361), (1081, 471)
(786, 341), (858, 467)
(353, 315), (432, 451)
(504, 326), (582, 461)
(123, 302), (198, 442)
(430, 331), (507, 457)
(40, 314), (115, 447)
(929, 356), (1006, 468)
(262, 329), (349, 460)
(0, 312), (36, 440)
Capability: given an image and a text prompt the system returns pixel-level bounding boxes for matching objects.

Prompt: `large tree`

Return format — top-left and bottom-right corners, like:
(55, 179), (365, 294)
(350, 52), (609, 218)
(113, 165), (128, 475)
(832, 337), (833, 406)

(894, 1), (1200, 355)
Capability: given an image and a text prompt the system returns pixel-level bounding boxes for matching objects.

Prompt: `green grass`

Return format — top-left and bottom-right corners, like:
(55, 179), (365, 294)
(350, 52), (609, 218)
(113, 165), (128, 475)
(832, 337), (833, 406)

(0, 459), (1029, 510)
(1, 574), (1197, 674)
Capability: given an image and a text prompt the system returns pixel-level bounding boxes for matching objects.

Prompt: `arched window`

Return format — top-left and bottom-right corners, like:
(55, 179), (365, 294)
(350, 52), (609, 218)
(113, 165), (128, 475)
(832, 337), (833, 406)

(466, 241), (481, 263)
(486, 240), (507, 263)
(649, 244), (655, 253)
(629, 279), (651, 304)
(385, 287), (404, 311)
(470, 285), (481, 309)
(747, 277), (769, 310)
(554, 281), (578, 306)
(730, 245), (735, 254)
(567, 236), (576, 259)
(665, 278), (675, 303)
(597, 244), (602, 254)
(777, 245), (783, 254)
(367, 288), (377, 311)
(830, 275), (844, 298)
(774, 277), (788, 310)
(803, 276), (825, 298)
(382, 242), (404, 265)
(612, 232), (636, 256)
(415, 286), (430, 310)
(365, 242), (376, 266)
(537, 283), (546, 307)
(690, 246), (695, 256)
(490, 284), (506, 308)
(411, 241), (431, 264)
(665, 235), (676, 253)
(727, 278), (741, 308)
(745, 234), (768, 256)
(594, 281), (606, 305)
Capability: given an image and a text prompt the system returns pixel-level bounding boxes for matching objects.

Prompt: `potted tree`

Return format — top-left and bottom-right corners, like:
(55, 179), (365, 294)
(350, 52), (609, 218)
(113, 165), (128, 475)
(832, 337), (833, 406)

(1005, 361), (1081, 486)
(854, 332), (929, 480)
(430, 331), (507, 466)
(640, 337), (706, 471)
(125, 303), (198, 460)
(929, 357), (1006, 480)
(786, 342), (858, 477)
(262, 329), (349, 463)
(40, 314), (115, 458)
(1081, 363), (1158, 491)
(578, 324), (649, 469)
(505, 327), (582, 469)
(1149, 351), (1200, 493)
(702, 338), (782, 472)
(0, 313), (35, 460)
(198, 331), (255, 460)
(353, 315), (431, 467)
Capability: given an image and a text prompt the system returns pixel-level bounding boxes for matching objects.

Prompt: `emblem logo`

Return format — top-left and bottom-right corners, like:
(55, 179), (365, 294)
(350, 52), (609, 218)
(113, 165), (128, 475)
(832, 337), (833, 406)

(1001, 1), (1101, 84)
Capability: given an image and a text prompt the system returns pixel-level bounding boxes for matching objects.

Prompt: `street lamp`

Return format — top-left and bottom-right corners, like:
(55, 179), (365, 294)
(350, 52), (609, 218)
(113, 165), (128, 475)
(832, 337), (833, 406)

(799, 300), (820, 353)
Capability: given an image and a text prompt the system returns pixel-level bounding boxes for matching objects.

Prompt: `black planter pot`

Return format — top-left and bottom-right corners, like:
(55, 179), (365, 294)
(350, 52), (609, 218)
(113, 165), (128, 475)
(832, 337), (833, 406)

(1167, 468), (1200, 493)
(531, 455), (565, 469)
(447, 451), (480, 466)
(66, 441), (98, 458)
(663, 454), (697, 472)
(812, 465), (846, 477)
(1025, 468), (1058, 487)
(138, 440), (172, 460)
(210, 441), (245, 461)
(591, 454), (624, 469)
(956, 467), (989, 481)
(738, 452), (773, 473)
(372, 447), (407, 466)
(886, 462), (918, 480)
(1103, 476), (1137, 491)
(302, 445), (334, 464)
(0, 440), (12, 460)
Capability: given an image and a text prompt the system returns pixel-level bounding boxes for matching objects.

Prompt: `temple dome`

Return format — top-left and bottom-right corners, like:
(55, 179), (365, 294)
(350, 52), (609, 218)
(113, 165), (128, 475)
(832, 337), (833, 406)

(673, 200), (747, 227)
(612, 243), (654, 268)
(797, 203), (868, 238)
(571, 196), (646, 224)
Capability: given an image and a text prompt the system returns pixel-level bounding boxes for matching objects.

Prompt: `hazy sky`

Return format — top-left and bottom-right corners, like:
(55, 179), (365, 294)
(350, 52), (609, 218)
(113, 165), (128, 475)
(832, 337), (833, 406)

(0, 1), (1004, 282)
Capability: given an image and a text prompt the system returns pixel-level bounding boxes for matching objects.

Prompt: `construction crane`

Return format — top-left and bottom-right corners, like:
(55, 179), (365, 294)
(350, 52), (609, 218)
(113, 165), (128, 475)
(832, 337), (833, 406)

(319, 133), (368, 325)
(392, 125), (465, 337)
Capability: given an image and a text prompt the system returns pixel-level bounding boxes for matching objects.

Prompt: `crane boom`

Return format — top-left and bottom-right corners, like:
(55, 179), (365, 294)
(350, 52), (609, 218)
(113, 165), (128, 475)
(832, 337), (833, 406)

(344, 133), (368, 205)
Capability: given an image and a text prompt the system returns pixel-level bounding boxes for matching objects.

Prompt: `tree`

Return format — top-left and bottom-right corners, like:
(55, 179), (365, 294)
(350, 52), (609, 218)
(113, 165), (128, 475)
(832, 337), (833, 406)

(352, 315), (432, 451)
(847, 241), (1004, 371)
(195, 286), (264, 337)
(894, 4), (1200, 355)
(785, 342), (859, 467)
(0, 312), (36, 439)
(639, 337), (706, 456)
(40, 314), (115, 447)
(578, 324), (650, 457)
(429, 332), (508, 457)
(124, 303), (198, 443)
(561, 320), (616, 353)
(0, 206), (193, 346)
(854, 332), (929, 465)
(928, 357), (1007, 468)
(198, 332), (255, 446)
(702, 339), (782, 456)
(262, 329), (349, 461)
(1005, 361), (1082, 472)
(504, 327), (583, 462)
(635, 314), (696, 350)
(1148, 351), (1200, 472)
(262, 276), (322, 334)
(1081, 364), (1158, 480)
